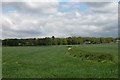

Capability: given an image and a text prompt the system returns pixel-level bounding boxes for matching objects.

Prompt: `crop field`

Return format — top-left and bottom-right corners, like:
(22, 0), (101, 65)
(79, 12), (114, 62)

(2, 43), (118, 78)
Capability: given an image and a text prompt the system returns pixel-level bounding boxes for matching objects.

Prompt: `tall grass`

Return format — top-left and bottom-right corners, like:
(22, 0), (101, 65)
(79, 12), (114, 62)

(2, 43), (118, 78)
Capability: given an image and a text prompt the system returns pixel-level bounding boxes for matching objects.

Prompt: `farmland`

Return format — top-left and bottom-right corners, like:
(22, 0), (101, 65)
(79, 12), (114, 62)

(2, 43), (118, 78)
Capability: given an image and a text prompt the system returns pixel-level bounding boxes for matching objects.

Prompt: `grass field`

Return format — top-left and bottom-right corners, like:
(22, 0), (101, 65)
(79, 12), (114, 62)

(2, 43), (118, 78)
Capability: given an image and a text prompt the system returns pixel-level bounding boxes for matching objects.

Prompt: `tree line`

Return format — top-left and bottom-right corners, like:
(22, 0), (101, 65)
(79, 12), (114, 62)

(2, 36), (119, 46)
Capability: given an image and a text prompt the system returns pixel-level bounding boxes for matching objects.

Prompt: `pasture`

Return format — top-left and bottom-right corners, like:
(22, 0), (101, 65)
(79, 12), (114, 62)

(2, 43), (118, 78)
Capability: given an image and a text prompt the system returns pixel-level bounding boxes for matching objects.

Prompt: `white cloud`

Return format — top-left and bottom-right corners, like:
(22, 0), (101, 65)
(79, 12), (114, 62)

(1, 2), (118, 39)
(2, 0), (58, 2)
(70, 0), (118, 2)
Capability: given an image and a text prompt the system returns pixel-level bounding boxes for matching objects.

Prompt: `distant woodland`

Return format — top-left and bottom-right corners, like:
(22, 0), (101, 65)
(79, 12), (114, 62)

(2, 36), (120, 46)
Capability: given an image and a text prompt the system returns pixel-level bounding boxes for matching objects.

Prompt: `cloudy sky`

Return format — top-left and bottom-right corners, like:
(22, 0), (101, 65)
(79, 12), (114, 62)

(1, 0), (118, 39)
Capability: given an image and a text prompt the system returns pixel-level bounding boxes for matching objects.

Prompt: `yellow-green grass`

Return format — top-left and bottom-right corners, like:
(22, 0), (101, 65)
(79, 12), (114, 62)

(2, 43), (118, 78)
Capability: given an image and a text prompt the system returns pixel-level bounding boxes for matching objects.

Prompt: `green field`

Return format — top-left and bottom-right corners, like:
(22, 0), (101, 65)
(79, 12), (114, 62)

(2, 43), (118, 78)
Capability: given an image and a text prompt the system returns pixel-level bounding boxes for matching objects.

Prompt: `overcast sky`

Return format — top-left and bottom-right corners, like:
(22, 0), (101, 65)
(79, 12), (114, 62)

(1, 0), (118, 39)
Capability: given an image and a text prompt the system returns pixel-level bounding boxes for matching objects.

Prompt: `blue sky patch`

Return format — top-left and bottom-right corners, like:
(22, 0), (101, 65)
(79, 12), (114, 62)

(58, 0), (70, 2)
(2, 6), (16, 13)
(58, 2), (89, 13)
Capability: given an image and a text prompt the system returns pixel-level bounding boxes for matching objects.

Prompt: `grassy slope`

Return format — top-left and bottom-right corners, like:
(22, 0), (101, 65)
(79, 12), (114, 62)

(2, 43), (118, 78)
(67, 43), (118, 63)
